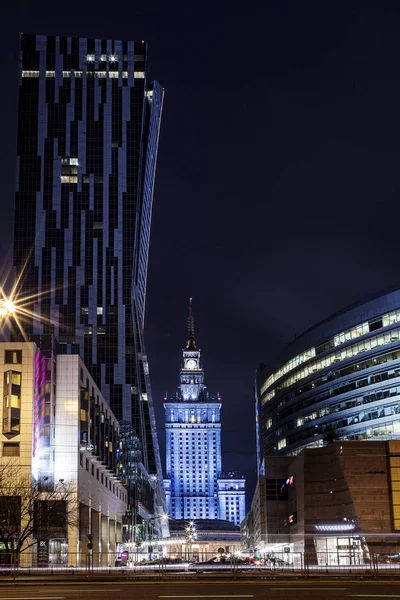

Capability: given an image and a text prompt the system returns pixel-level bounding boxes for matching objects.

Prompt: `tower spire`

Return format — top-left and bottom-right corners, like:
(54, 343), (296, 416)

(186, 297), (196, 350)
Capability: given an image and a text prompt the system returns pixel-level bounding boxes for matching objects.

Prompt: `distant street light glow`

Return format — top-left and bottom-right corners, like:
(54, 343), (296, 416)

(0, 298), (16, 316)
(0, 259), (60, 340)
(3, 299), (15, 313)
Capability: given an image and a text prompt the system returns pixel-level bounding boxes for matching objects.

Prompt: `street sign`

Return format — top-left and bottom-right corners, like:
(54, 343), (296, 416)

(37, 539), (49, 567)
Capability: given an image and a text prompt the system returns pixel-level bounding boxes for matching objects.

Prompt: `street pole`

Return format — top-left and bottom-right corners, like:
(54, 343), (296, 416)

(87, 533), (93, 573)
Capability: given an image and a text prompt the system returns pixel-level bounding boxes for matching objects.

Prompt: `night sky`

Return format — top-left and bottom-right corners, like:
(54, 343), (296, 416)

(2, 2), (400, 505)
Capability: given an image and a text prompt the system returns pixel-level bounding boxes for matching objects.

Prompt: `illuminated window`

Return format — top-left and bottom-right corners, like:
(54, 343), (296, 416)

(61, 158), (79, 169)
(261, 347), (317, 395)
(100, 54), (107, 61)
(383, 309), (400, 327)
(134, 72), (145, 78)
(5, 350), (22, 364)
(87, 54), (95, 62)
(61, 158), (79, 184)
(334, 322), (369, 346)
(109, 54), (118, 62)
(22, 70), (39, 77)
(3, 370), (21, 434)
(277, 438), (287, 450)
(265, 326), (400, 397)
(305, 411), (317, 423)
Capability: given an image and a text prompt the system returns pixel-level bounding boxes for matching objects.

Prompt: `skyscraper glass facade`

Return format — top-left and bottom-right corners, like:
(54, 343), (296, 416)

(13, 34), (165, 510)
(256, 287), (400, 473)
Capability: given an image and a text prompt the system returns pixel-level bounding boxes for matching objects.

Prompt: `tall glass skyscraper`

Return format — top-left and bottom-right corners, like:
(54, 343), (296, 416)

(13, 34), (166, 527)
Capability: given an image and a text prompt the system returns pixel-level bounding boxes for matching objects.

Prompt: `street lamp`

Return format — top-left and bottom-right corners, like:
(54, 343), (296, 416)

(0, 299), (16, 316)
(185, 520), (197, 560)
(142, 513), (170, 560)
(0, 282), (56, 340)
(87, 533), (93, 573)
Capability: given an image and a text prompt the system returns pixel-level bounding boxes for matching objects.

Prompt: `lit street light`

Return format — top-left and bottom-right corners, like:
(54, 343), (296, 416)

(185, 520), (197, 560)
(0, 299), (16, 316)
(0, 275), (58, 340)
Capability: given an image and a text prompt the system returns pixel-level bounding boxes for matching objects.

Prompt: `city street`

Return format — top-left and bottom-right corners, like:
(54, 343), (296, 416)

(0, 579), (400, 600)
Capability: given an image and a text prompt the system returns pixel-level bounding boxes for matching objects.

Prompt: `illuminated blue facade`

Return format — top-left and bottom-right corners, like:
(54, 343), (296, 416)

(164, 300), (246, 526)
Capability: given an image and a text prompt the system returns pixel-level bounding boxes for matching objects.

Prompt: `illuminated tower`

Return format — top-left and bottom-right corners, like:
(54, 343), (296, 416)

(164, 299), (223, 520)
(13, 34), (166, 531)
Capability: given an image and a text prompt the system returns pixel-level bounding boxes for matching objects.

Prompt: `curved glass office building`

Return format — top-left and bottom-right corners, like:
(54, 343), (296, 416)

(256, 287), (400, 472)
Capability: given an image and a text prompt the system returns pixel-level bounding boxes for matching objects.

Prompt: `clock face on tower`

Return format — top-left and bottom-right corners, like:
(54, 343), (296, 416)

(186, 359), (197, 369)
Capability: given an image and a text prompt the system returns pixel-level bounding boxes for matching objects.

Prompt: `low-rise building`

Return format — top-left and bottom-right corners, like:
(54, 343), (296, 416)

(0, 338), (128, 565)
(149, 518), (242, 561)
(243, 440), (400, 565)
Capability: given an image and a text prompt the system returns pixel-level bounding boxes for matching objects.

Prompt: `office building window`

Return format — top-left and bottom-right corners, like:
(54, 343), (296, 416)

(3, 370), (21, 434)
(3, 442), (20, 456)
(5, 350), (22, 364)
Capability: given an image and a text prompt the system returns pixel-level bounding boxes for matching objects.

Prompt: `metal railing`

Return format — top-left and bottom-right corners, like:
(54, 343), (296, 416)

(0, 551), (399, 577)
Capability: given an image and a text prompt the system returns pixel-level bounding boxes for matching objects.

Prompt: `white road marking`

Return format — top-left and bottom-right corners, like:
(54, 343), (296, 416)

(159, 596), (254, 599)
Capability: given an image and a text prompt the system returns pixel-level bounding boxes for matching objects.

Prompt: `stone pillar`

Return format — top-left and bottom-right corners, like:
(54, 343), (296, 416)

(115, 520), (122, 544)
(109, 519), (116, 556)
(79, 503), (90, 564)
(67, 500), (80, 567)
(91, 509), (100, 568)
(101, 515), (109, 566)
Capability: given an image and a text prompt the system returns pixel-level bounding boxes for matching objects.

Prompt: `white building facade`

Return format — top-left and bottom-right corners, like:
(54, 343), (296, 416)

(0, 338), (128, 565)
(217, 476), (246, 525)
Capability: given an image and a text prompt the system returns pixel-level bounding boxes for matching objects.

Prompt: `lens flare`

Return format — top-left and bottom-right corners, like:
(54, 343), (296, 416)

(0, 250), (70, 341)
(3, 300), (15, 313)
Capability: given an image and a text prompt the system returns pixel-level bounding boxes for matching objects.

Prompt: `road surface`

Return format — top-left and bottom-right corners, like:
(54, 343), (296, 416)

(0, 579), (400, 599)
